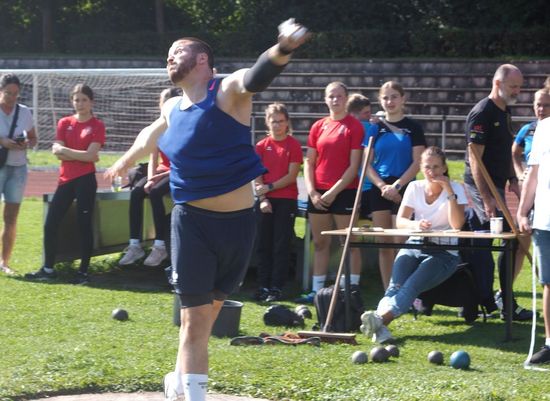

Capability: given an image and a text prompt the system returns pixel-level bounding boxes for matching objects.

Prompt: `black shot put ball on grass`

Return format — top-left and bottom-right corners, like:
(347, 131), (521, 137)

(385, 344), (399, 358)
(428, 350), (444, 365)
(112, 308), (129, 321)
(351, 350), (368, 364)
(370, 346), (390, 363)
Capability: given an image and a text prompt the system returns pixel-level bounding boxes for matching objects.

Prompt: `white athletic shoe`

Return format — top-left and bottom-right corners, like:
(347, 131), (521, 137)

(372, 325), (395, 344)
(360, 310), (383, 337)
(144, 245), (168, 266)
(119, 244), (145, 265)
(164, 371), (185, 401)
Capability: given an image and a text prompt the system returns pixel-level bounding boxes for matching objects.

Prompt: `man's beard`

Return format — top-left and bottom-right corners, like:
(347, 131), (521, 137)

(498, 88), (518, 105)
(169, 57), (197, 84)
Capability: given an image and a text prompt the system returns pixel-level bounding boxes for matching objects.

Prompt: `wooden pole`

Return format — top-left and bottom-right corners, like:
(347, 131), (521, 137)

(323, 136), (374, 332)
(468, 143), (532, 264)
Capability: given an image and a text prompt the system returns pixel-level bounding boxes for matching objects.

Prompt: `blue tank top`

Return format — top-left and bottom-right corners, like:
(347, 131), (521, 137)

(158, 78), (266, 203)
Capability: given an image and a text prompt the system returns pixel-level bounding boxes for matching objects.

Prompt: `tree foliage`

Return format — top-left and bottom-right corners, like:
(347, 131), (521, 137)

(0, 0), (548, 57)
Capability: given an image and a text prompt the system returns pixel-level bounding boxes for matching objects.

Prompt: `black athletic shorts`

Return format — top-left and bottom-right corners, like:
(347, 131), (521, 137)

(171, 203), (256, 307)
(307, 188), (356, 215)
(366, 176), (407, 215)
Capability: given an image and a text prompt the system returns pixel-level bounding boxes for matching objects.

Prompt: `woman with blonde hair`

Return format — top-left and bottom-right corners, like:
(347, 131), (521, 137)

(297, 81), (364, 303)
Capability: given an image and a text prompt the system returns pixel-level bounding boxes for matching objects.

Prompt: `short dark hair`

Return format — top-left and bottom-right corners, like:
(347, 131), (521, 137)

(176, 37), (214, 70)
(70, 84), (94, 101)
(346, 93), (371, 114)
(0, 73), (20, 90)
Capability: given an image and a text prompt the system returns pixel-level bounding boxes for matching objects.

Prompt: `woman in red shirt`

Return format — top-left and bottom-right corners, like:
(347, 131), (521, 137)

(26, 84), (105, 284)
(254, 103), (302, 302)
(297, 81), (364, 303)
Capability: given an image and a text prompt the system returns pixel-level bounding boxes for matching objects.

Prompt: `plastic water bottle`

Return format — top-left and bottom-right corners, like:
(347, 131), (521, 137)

(111, 176), (122, 192)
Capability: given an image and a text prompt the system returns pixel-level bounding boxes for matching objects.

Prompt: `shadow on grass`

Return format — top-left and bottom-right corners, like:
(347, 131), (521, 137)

(12, 260), (173, 294)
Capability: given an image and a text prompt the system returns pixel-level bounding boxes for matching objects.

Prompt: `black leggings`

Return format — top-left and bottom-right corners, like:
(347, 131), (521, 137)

(44, 173), (97, 273)
(129, 175), (170, 241)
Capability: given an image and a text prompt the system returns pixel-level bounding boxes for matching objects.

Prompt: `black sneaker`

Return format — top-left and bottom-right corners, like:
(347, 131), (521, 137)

(530, 345), (550, 364)
(253, 287), (269, 301)
(25, 267), (56, 280)
(71, 272), (90, 285)
(500, 304), (536, 321)
(266, 288), (282, 303)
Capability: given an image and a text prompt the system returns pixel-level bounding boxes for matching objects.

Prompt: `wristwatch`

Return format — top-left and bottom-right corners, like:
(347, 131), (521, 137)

(268, 183), (274, 191)
(393, 183), (402, 191)
(447, 193), (458, 201)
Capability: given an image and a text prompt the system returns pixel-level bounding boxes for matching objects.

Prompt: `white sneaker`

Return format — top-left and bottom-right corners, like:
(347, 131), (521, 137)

(119, 244), (145, 265)
(360, 311), (383, 337)
(0, 265), (15, 275)
(164, 371), (185, 401)
(372, 325), (395, 344)
(144, 245), (168, 266)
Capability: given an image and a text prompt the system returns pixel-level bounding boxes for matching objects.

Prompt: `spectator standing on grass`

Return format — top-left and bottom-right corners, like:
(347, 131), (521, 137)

(105, 19), (309, 401)
(0, 73), (37, 275)
(363, 81), (426, 289)
(462, 64), (533, 320)
(361, 146), (467, 344)
(518, 115), (550, 364)
(25, 84), (104, 284)
(119, 87), (181, 267)
(253, 103), (302, 303)
(295, 81), (364, 304)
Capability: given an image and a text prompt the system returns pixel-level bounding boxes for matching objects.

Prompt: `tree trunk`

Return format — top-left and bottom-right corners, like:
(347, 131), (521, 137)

(40, 0), (54, 52)
(155, 0), (165, 34)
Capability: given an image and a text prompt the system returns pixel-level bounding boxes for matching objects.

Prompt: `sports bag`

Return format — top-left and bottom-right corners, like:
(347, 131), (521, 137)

(417, 262), (479, 323)
(314, 285), (365, 333)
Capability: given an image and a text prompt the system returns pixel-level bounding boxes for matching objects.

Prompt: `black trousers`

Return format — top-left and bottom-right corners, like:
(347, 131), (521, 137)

(44, 173), (97, 273)
(129, 175), (170, 241)
(461, 207), (517, 311)
(257, 198), (297, 290)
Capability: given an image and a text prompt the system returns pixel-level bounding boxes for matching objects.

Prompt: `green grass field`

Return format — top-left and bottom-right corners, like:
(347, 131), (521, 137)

(0, 159), (548, 401)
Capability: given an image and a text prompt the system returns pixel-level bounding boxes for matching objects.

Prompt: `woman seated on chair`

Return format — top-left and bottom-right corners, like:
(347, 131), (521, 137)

(360, 146), (467, 344)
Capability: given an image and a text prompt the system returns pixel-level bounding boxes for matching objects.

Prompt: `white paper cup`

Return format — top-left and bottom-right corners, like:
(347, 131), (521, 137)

(490, 217), (503, 234)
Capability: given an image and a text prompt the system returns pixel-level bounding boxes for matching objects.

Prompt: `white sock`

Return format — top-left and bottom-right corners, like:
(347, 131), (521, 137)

(43, 267), (54, 273)
(312, 275), (326, 293)
(153, 240), (165, 248)
(338, 274), (360, 288)
(129, 239), (140, 246)
(183, 373), (208, 401)
(545, 338), (550, 347)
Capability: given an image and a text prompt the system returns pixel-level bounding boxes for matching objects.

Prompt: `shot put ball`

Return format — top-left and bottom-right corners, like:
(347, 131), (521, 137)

(112, 308), (129, 321)
(450, 350), (470, 370)
(427, 350), (444, 365)
(351, 350), (368, 364)
(370, 346), (390, 363)
(385, 344), (400, 358)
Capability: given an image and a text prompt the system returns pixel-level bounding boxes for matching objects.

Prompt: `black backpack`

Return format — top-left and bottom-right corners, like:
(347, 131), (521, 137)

(417, 262), (479, 323)
(314, 285), (365, 333)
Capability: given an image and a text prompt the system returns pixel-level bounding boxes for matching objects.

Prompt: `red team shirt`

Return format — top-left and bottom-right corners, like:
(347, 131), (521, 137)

(56, 115), (106, 184)
(158, 150), (171, 173)
(307, 114), (364, 190)
(255, 135), (303, 199)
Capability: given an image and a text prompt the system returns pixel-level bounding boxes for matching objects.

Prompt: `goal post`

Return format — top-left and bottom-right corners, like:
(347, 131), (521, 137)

(1, 69), (171, 152)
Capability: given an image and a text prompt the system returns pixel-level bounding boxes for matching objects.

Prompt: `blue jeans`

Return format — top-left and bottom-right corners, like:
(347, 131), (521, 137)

(377, 242), (459, 317)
